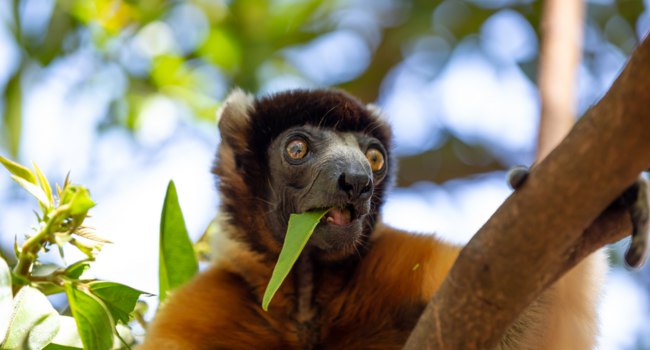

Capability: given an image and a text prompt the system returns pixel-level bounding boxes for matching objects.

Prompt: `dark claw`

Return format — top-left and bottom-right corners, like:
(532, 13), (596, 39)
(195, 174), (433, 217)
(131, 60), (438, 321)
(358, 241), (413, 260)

(507, 166), (530, 190)
(619, 177), (650, 269)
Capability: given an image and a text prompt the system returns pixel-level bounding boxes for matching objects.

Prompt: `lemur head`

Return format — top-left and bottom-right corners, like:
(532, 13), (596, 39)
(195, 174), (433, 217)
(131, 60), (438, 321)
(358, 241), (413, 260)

(214, 89), (392, 261)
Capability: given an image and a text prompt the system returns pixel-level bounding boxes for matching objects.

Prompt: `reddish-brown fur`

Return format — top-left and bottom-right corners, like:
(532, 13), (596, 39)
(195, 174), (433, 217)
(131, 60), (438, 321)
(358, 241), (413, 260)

(143, 225), (460, 350)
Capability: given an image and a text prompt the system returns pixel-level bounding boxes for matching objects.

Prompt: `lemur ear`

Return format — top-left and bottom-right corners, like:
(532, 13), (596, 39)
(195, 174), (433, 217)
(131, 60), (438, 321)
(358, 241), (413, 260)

(217, 88), (255, 153)
(366, 103), (387, 121)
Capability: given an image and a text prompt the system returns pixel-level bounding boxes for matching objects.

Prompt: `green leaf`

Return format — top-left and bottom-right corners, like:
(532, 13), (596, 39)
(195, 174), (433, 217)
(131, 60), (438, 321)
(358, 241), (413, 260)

(43, 344), (83, 350)
(30, 6), (71, 66)
(60, 185), (95, 216)
(36, 283), (66, 296)
(64, 260), (92, 279)
(159, 180), (198, 302)
(262, 209), (329, 311)
(0, 258), (12, 345)
(11, 175), (50, 208)
(0, 156), (36, 184)
(1, 286), (61, 349)
(2, 70), (22, 159)
(88, 281), (148, 324)
(45, 315), (83, 349)
(33, 162), (54, 207)
(64, 282), (115, 350)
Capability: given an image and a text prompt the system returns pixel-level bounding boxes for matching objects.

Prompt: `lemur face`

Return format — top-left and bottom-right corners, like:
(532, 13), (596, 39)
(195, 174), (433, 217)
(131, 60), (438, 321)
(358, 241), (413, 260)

(266, 125), (388, 252)
(214, 89), (392, 260)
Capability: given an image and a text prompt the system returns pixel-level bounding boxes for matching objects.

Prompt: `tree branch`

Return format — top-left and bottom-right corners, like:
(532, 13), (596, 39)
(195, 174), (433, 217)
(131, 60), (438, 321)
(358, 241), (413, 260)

(404, 34), (650, 350)
(536, 0), (584, 160)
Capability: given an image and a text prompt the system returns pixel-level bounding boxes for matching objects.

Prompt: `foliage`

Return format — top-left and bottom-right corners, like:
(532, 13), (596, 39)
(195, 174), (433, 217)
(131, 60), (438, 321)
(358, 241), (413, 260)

(0, 158), (341, 346)
(2, 0), (332, 159)
(158, 181), (198, 303)
(0, 156), (146, 350)
(2, 0), (644, 185)
(262, 209), (329, 311)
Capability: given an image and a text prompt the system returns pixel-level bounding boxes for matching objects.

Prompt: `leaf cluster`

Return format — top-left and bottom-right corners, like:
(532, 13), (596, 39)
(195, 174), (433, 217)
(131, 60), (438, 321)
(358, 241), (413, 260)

(0, 154), (204, 349)
(0, 156), (147, 350)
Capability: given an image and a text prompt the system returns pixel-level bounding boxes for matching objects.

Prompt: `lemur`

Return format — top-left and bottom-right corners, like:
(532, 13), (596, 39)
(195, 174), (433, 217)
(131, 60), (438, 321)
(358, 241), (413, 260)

(141, 89), (649, 350)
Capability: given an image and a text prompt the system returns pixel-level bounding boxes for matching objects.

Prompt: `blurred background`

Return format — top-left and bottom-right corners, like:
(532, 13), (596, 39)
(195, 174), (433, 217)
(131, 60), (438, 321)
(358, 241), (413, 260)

(0, 0), (649, 348)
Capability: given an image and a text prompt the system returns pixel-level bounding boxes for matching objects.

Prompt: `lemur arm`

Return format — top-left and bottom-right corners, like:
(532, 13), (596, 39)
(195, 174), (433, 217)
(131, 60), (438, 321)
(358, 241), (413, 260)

(497, 166), (650, 349)
(507, 166), (649, 269)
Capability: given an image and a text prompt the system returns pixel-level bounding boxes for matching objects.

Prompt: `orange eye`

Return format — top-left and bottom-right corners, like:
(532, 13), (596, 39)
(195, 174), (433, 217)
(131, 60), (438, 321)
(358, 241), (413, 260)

(286, 139), (308, 160)
(366, 148), (384, 172)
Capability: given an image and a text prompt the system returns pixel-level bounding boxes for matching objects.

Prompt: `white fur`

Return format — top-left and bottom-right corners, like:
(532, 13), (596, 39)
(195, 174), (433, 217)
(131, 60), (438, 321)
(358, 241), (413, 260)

(210, 212), (246, 265)
(539, 250), (607, 350)
(216, 88), (255, 126)
(366, 103), (388, 121)
(498, 250), (607, 350)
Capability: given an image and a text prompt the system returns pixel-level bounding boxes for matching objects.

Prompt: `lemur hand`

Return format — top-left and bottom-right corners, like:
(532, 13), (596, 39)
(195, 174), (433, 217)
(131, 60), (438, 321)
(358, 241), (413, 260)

(507, 166), (650, 269)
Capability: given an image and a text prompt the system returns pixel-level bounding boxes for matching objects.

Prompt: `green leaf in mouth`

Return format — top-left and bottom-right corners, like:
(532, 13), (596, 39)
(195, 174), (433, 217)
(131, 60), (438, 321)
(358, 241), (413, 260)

(262, 209), (330, 311)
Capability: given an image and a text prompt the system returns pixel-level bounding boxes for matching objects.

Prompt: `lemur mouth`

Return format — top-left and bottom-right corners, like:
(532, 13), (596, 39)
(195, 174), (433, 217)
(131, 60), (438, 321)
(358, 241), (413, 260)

(321, 205), (357, 226)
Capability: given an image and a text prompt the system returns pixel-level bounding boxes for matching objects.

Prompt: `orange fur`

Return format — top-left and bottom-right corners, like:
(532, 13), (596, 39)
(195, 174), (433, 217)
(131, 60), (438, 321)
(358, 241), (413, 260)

(143, 225), (605, 350)
(142, 225), (461, 350)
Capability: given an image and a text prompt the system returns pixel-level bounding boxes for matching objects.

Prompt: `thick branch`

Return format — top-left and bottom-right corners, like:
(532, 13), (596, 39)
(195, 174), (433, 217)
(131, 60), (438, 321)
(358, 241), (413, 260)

(404, 34), (650, 350)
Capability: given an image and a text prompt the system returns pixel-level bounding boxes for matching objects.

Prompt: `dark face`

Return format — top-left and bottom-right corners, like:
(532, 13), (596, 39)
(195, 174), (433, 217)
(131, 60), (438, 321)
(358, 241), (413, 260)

(266, 125), (388, 254)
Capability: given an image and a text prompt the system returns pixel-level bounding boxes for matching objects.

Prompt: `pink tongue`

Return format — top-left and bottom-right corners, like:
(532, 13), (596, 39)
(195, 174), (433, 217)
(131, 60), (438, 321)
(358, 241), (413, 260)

(326, 208), (351, 226)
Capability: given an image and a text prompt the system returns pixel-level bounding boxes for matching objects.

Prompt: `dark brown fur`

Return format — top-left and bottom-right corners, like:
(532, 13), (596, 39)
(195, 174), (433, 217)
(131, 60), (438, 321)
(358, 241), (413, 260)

(215, 89), (392, 261)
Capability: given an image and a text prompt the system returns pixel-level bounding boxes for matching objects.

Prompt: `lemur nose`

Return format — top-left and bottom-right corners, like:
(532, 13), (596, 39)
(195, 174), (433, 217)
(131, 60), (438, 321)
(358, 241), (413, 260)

(337, 170), (372, 200)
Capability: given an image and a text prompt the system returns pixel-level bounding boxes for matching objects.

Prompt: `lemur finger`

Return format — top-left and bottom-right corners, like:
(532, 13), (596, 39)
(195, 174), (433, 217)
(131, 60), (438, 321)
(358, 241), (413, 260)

(621, 177), (650, 269)
(507, 166), (530, 190)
